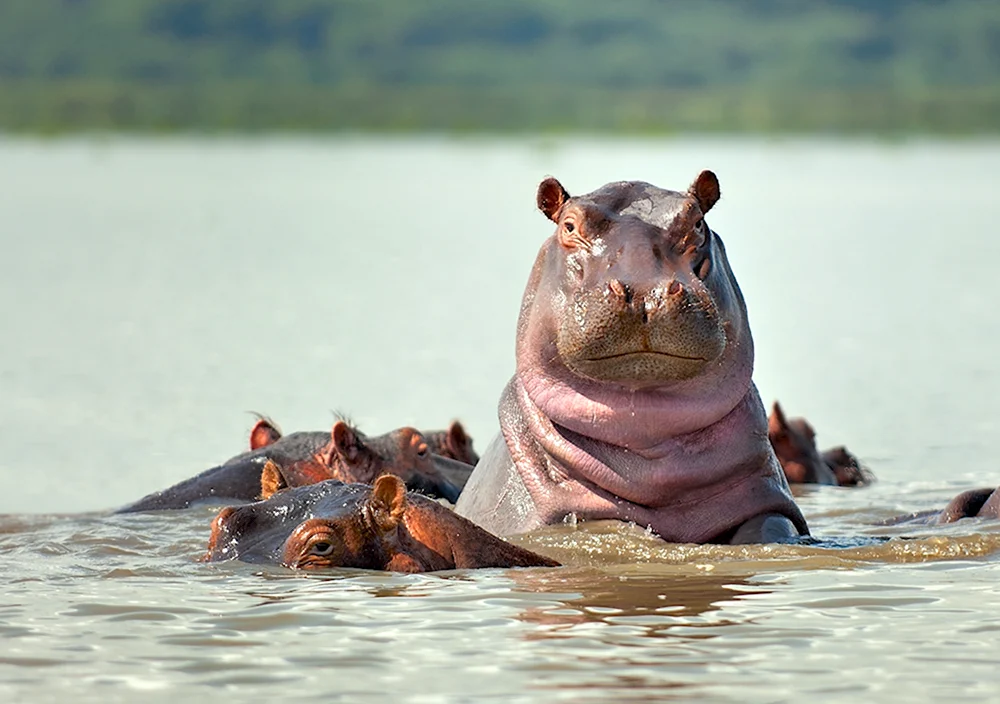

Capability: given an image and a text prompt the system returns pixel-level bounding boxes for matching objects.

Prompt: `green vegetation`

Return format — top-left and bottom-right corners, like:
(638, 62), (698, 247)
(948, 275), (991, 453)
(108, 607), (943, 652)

(2, 0), (1000, 134)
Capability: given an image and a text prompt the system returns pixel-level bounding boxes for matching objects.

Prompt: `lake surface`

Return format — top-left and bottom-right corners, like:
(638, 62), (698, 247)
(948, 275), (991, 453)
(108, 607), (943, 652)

(1, 136), (999, 702)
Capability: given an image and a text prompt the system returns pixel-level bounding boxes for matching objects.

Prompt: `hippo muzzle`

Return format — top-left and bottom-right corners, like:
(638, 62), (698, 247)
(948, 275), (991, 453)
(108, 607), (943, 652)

(557, 263), (726, 384)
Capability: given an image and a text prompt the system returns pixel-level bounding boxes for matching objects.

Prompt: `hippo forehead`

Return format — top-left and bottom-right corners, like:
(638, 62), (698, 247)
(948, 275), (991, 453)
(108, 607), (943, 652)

(218, 481), (371, 560)
(576, 181), (693, 230)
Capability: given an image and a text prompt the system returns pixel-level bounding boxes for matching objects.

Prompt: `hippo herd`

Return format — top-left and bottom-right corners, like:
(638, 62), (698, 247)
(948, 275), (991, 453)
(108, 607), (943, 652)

(117, 171), (1000, 572)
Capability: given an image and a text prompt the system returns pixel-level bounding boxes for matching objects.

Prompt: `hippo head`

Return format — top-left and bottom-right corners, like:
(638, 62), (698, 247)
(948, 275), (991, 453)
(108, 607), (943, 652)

(205, 475), (403, 568)
(332, 422), (466, 501)
(422, 421), (480, 467)
(536, 171), (729, 386)
(206, 474), (559, 571)
(517, 171), (754, 446)
(261, 421), (462, 504)
(767, 402), (835, 485)
(822, 446), (875, 487)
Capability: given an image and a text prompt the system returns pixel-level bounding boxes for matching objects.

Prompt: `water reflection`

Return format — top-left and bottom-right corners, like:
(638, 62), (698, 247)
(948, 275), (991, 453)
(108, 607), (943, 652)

(512, 566), (768, 633)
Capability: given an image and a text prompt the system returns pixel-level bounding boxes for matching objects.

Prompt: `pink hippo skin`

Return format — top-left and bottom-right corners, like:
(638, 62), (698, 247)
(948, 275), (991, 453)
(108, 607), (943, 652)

(455, 172), (808, 544)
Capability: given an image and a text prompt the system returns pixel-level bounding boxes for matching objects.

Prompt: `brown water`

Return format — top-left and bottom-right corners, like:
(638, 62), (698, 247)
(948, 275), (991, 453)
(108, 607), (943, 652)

(1, 137), (999, 702)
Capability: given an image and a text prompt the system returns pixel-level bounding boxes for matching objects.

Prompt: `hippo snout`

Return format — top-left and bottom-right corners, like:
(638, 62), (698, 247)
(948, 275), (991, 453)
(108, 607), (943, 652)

(557, 274), (726, 385)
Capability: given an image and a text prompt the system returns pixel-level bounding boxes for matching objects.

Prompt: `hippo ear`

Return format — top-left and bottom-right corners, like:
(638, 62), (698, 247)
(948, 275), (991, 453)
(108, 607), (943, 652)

(331, 421), (363, 464)
(368, 474), (407, 533)
(537, 177), (570, 222)
(768, 401), (789, 435)
(689, 170), (720, 214)
(259, 459), (288, 500)
(446, 421), (469, 455)
(249, 415), (281, 451)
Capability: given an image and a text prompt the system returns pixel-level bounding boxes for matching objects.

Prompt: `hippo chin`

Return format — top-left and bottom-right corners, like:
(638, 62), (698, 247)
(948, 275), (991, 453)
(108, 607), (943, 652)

(204, 475), (559, 572)
(455, 171), (808, 544)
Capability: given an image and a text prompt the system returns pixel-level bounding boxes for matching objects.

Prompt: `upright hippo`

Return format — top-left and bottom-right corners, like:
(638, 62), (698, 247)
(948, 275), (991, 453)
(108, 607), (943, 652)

(205, 474), (559, 571)
(118, 420), (462, 512)
(455, 172), (808, 544)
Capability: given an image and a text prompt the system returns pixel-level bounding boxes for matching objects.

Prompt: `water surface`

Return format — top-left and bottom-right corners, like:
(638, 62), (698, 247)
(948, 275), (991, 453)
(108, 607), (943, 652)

(1, 137), (999, 702)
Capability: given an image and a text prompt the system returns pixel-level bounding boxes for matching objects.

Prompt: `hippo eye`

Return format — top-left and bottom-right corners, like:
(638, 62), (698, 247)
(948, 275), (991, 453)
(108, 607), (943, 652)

(416, 443), (429, 457)
(310, 540), (335, 556)
(564, 220), (575, 233)
(696, 218), (705, 230)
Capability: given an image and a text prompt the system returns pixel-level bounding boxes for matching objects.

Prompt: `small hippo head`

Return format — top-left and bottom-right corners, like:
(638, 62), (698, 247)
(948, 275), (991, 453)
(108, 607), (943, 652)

(205, 475), (398, 567)
(533, 171), (736, 387)
(206, 474), (559, 571)
(422, 421), (480, 467)
(261, 421), (462, 504)
(767, 402), (836, 485)
(821, 446), (876, 487)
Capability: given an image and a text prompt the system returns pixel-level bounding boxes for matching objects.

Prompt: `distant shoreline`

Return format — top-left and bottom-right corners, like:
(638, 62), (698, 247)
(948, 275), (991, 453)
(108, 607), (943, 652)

(2, 83), (998, 135)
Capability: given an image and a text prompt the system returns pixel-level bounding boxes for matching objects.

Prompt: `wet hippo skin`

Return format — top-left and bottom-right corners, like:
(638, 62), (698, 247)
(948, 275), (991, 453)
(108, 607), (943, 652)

(456, 172), (808, 544)
(934, 487), (1000, 524)
(247, 415), (476, 494)
(204, 474), (560, 571)
(118, 421), (463, 512)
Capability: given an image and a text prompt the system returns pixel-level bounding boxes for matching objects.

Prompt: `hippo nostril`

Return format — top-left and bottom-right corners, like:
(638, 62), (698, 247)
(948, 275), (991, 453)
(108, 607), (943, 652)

(667, 280), (682, 296)
(696, 257), (711, 280)
(607, 279), (635, 306)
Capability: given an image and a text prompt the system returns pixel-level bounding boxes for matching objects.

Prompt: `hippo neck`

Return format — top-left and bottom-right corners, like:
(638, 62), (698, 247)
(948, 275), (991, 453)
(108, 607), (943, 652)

(512, 375), (771, 499)
(516, 333), (753, 452)
(499, 378), (805, 541)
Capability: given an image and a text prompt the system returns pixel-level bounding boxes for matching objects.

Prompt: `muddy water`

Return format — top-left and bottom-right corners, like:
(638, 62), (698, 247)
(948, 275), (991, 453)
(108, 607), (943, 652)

(1, 137), (999, 702)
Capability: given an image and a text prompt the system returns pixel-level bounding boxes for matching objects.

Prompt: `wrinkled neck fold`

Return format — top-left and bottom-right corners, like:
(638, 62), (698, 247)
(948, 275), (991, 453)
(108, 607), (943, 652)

(516, 316), (754, 452)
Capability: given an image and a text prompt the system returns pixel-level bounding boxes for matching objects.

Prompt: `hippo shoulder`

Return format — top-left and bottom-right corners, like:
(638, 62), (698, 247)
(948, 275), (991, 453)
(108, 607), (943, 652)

(455, 433), (537, 536)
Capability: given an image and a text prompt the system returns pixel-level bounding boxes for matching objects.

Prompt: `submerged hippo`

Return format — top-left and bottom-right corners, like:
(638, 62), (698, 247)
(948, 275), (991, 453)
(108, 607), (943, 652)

(205, 473), (560, 571)
(767, 402), (874, 487)
(455, 172), (808, 544)
(243, 415), (476, 493)
(931, 487), (1000, 524)
(119, 421), (463, 512)
(422, 421), (481, 467)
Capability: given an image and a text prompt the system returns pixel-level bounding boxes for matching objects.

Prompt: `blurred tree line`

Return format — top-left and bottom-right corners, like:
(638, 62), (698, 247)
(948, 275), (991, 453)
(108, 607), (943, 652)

(1, 0), (999, 133)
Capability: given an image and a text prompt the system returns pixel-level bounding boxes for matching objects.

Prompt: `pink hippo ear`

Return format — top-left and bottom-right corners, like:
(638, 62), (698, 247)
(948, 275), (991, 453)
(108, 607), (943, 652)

(537, 177), (570, 222)
(368, 475), (407, 533)
(249, 415), (282, 450)
(689, 170), (720, 214)
(331, 421), (364, 465)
